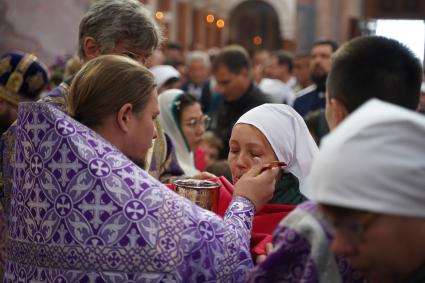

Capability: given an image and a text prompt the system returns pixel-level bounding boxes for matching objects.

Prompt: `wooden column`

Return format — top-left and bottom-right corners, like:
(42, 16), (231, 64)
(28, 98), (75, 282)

(192, 8), (206, 49)
(216, 26), (224, 48)
(206, 15), (216, 48)
(177, 1), (189, 50)
(157, 0), (171, 40)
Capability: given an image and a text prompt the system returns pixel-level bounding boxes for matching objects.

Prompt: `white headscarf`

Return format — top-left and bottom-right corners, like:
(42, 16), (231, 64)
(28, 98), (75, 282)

(158, 89), (199, 176)
(258, 78), (296, 105)
(150, 65), (180, 89)
(310, 99), (425, 218)
(235, 104), (318, 196)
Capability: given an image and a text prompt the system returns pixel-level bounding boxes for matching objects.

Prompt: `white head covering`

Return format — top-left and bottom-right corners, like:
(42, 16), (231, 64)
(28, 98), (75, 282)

(150, 65), (180, 89)
(258, 78), (296, 105)
(158, 89), (199, 176)
(310, 99), (425, 218)
(235, 104), (318, 196)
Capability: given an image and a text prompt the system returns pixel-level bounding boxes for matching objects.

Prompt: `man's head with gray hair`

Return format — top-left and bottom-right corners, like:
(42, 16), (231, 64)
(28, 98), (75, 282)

(186, 51), (210, 68)
(78, 0), (163, 64)
(186, 51), (211, 85)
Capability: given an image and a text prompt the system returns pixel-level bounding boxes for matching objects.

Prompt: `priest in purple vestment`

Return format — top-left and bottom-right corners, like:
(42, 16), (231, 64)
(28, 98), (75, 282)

(3, 54), (279, 282)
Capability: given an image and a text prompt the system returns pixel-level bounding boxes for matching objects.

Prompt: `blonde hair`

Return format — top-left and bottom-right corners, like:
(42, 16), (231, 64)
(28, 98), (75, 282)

(64, 55), (82, 80)
(68, 54), (156, 128)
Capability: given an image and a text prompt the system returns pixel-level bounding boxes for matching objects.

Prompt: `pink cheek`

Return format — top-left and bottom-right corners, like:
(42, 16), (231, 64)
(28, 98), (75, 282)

(239, 169), (248, 178)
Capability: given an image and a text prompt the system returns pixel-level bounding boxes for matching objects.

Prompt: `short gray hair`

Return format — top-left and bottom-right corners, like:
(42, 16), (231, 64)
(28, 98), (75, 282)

(186, 51), (210, 68)
(78, 0), (163, 59)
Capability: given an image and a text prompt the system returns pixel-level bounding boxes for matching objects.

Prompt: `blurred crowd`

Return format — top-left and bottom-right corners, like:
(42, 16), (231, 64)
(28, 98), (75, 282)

(0, 0), (424, 282)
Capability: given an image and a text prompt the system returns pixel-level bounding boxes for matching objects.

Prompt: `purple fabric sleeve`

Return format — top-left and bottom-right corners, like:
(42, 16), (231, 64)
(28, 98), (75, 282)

(4, 102), (255, 282)
(247, 201), (367, 283)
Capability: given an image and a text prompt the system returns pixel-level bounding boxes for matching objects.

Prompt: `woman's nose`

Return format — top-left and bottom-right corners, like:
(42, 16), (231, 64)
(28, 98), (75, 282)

(196, 124), (206, 135)
(331, 230), (356, 258)
(234, 154), (251, 170)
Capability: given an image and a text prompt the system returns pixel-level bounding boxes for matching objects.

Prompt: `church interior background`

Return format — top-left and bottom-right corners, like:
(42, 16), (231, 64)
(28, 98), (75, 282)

(0, 0), (424, 66)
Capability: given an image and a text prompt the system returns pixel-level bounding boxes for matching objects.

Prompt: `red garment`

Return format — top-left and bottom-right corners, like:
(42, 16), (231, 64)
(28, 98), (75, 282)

(167, 176), (296, 258)
(194, 146), (207, 172)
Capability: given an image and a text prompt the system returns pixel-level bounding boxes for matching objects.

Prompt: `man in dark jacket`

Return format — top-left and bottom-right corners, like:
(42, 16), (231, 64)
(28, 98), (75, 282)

(293, 40), (338, 117)
(211, 45), (272, 158)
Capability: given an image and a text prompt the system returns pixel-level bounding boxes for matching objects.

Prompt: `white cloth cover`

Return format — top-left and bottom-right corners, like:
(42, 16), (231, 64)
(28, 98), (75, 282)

(258, 78), (296, 105)
(150, 65), (180, 89)
(235, 103), (318, 196)
(158, 89), (199, 176)
(310, 99), (425, 218)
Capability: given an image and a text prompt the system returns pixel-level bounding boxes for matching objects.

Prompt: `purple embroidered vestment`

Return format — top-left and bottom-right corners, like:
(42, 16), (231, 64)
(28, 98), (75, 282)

(4, 102), (254, 282)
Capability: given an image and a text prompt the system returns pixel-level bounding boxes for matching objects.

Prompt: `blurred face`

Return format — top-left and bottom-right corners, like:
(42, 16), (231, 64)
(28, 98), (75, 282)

(228, 124), (277, 184)
(310, 44), (333, 77)
(252, 52), (272, 83)
(180, 103), (207, 152)
(323, 206), (425, 283)
(203, 143), (219, 167)
(253, 50), (271, 67)
(125, 90), (159, 163)
(188, 59), (210, 85)
(270, 56), (288, 80)
(213, 65), (250, 102)
(294, 56), (312, 88)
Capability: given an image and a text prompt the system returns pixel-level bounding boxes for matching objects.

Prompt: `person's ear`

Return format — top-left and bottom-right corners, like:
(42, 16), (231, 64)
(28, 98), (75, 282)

(116, 103), (134, 133)
(83, 37), (101, 60)
(329, 98), (348, 126)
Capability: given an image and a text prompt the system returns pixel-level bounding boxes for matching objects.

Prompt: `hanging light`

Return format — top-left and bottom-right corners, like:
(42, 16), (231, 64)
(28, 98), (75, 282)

(253, 36), (262, 45)
(155, 11), (164, 20)
(216, 19), (225, 29)
(206, 14), (215, 23)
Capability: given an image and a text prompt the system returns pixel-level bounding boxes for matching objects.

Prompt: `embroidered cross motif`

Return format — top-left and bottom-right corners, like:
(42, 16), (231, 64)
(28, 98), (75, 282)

(48, 144), (83, 187)
(88, 159), (111, 178)
(78, 185), (117, 229)
(24, 113), (50, 146)
(27, 185), (50, 224)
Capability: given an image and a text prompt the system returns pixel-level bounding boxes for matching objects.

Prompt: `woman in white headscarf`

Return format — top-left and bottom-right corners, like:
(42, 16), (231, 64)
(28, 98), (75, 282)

(158, 89), (208, 176)
(229, 103), (318, 203)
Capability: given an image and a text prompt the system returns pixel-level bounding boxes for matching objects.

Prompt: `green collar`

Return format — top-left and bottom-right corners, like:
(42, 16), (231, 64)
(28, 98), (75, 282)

(269, 172), (307, 205)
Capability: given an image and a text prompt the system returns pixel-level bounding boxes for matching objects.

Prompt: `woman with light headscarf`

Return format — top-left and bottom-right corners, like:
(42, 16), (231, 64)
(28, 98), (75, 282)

(229, 103), (318, 204)
(158, 89), (211, 176)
